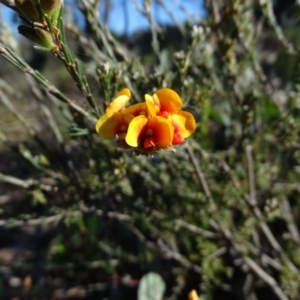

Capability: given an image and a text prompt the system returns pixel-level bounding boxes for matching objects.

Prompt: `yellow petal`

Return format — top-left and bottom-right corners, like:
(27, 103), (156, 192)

(154, 88), (182, 113)
(145, 94), (156, 117)
(114, 88), (131, 98)
(95, 114), (109, 133)
(152, 94), (161, 108)
(188, 290), (200, 300)
(171, 111), (196, 138)
(97, 112), (132, 139)
(126, 115), (148, 147)
(123, 102), (148, 117)
(106, 88), (131, 116)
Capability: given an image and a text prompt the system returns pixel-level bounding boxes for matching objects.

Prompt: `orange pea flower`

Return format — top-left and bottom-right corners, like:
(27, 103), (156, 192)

(146, 89), (196, 146)
(145, 88), (182, 118)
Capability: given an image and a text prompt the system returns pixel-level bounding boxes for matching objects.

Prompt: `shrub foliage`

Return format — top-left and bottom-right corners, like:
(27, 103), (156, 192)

(1, 0), (300, 299)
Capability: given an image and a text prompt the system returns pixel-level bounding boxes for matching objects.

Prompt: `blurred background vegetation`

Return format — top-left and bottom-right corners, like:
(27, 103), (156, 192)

(1, 0), (300, 299)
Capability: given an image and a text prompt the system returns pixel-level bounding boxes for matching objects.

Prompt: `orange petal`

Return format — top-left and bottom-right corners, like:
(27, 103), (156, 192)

(106, 88), (131, 116)
(171, 111), (196, 138)
(145, 94), (157, 117)
(126, 115), (148, 147)
(148, 116), (173, 148)
(97, 112), (133, 139)
(154, 88), (182, 113)
(123, 102), (148, 117)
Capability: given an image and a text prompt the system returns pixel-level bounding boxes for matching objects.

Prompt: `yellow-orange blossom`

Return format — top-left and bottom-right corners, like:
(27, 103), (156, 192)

(96, 88), (196, 153)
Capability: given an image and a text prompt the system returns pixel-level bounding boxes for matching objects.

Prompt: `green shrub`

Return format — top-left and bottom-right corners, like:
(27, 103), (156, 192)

(1, 0), (300, 299)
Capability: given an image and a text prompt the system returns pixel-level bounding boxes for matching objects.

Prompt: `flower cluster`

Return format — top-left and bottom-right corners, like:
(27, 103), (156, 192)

(96, 88), (196, 154)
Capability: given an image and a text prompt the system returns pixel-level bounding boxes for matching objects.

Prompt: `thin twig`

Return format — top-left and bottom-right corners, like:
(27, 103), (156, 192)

(244, 257), (289, 300)
(281, 199), (300, 243)
(185, 142), (212, 201)
(0, 42), (96, 123)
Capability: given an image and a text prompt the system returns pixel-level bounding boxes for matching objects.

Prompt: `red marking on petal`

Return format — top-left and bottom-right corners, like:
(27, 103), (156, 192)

(172, 133), (185, 145)
(157, 111), (169, 118)
(143, 136), (157, 149)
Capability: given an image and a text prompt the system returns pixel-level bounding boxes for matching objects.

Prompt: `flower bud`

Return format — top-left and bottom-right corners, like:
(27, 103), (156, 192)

(34, 27), (57, 50)
(18, 25), (57, 50)
(15, 0), (40, 22)
(39, 0), (63, 24)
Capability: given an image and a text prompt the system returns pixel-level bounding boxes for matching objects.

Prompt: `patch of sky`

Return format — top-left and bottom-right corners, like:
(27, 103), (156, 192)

(0, 0), (206, 37)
